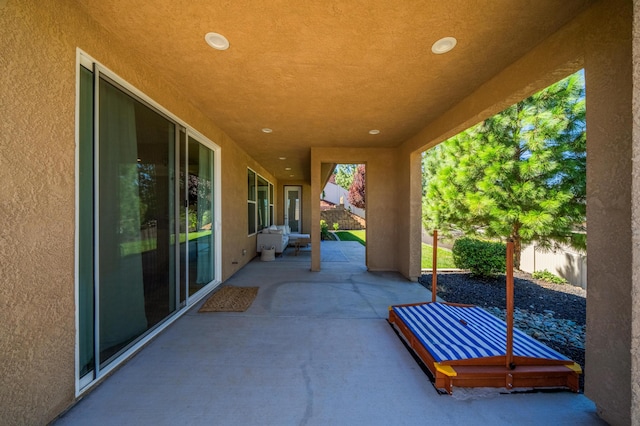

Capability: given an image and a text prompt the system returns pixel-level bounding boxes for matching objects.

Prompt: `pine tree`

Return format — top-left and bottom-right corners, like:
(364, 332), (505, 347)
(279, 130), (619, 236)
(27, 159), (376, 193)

(422, 71), (586, 268)
(334, 164), (357, 190)
(348, 164), (366, 209)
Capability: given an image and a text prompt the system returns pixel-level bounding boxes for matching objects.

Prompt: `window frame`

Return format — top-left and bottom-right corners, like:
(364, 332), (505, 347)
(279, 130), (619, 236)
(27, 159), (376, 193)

(269, 183), (274, 227)
(247, 168), (273, 235)
(247, 168), (257, 235)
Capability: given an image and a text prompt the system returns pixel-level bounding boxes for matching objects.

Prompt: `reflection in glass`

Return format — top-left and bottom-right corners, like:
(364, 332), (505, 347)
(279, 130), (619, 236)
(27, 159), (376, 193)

(98, 78), (176, 365)
(257, 175), (269, 231)
(269, 183), (274, 226)
(179, 130), (186, 305)
(248, 169), (256, 201)
(248, 169), (256, 234)
(286, 187), (301, 233)
(187, 137), (215, 296)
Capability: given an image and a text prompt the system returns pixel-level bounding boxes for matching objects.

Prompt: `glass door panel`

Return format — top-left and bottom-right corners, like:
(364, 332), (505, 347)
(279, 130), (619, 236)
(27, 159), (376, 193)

(78, 66), (94, 379)
(187, 136), (215, 296)
(179, 130), (187, 305)
(284, 186), (302, 233)
(97, 77), (177, 365)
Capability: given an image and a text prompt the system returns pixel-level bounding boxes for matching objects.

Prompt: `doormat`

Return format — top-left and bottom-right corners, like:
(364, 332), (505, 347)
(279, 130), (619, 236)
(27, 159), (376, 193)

(198, 286), (259, 312)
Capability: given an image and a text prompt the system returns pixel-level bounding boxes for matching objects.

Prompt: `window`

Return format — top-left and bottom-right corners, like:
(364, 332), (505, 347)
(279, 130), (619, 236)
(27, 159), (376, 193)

(257, 175), (269, 230)
(269, 183), (274, 227)
(247, 169), (256, 235)
(247, 169), (273, 234)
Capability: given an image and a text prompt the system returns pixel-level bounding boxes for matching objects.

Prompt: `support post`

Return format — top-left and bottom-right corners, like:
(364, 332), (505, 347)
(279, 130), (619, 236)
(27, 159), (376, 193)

(506, 240), (514, 370)
(432, 229), (438, 303)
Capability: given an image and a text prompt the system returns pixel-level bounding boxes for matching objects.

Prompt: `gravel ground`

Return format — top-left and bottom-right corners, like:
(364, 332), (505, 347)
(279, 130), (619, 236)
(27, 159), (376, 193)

(418, 271), (587, 390)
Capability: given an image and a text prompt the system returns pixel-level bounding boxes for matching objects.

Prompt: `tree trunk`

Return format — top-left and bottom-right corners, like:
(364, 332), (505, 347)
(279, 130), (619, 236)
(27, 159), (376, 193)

(512, 237), (521, 270)
(510, 223), (522, 270)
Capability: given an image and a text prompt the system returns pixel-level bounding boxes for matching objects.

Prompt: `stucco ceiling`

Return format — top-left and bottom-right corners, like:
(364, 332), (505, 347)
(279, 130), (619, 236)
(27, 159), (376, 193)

(76, 0), (592, 181)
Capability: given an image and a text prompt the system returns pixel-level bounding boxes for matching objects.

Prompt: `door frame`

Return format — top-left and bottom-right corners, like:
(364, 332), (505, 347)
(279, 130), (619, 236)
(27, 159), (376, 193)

(75, 50), (222, 396)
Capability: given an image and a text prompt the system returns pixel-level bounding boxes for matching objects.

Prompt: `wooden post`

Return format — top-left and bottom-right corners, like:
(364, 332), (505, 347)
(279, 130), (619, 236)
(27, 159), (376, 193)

(506, 240), (514, 370)
(432, 229), (438, 303)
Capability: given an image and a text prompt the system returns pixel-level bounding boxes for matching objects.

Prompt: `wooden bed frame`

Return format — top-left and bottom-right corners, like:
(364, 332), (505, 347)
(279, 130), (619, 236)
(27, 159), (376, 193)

(389, 236), (581, 394)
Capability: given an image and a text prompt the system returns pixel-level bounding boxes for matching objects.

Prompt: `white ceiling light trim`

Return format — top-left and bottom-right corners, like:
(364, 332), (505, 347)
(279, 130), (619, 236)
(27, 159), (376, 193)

(431, 37), (457, 54)
(369, 129), (380, 135)
(205, 32), (230, 50)
(262, 128), (273, 133)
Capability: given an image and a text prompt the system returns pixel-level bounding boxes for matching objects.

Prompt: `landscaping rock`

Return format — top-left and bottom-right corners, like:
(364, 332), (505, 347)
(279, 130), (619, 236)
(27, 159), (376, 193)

(484, 306), (585, 350)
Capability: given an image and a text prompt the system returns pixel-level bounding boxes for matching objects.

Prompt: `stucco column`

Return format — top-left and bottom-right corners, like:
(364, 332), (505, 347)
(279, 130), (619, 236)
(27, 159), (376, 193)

(396, 148), (423, 281)
(584, 1), (636, 424)
(310, 151), (321, 271)
(632, 1), (640, 424)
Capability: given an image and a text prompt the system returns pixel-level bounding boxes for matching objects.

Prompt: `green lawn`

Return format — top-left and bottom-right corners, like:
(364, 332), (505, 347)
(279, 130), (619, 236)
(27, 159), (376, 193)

(120, 230), (212, 257)
(334, 230), (366, 246)
(421, 243), (456, 269)
(328, 231), (455, 268)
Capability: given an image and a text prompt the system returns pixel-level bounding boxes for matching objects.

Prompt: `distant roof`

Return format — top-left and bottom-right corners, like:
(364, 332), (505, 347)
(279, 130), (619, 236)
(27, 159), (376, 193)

(320, 200), (336, 211)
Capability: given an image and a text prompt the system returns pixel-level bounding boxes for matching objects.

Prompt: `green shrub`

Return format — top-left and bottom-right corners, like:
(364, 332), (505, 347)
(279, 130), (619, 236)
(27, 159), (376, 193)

(532, 269), (568, 285)
(187, 208), (198, 232)
(320, 220), (330, 239)
(333, 222), (340, 231)
(452, 237), (506, 277)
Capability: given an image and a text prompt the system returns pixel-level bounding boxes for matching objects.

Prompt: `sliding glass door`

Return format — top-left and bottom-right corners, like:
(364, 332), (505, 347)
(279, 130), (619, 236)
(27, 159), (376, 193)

(78, 57), (220, 390)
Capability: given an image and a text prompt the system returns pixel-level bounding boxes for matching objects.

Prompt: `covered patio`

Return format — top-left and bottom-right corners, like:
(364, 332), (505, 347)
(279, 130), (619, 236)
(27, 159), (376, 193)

(56, 242), (602, 425)
(2, 1), (639, 424)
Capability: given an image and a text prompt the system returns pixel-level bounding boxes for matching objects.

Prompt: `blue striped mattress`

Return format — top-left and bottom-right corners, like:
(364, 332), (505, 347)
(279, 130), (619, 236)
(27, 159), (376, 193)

(392, 302), (570, 363)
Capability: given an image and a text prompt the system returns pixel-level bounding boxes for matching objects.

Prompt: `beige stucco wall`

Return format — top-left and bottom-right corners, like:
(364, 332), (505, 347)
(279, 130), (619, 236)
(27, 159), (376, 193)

(310, 148), (397, 272)
(0, 2), (77, 422)
(0, 1), (276, 423)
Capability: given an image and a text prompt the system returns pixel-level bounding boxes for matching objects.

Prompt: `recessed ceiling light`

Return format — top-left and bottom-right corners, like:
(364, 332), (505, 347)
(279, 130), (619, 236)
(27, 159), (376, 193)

(369, 129), (380, 135)
(279, 157), (287, 160)
(285, 167), (292, 171)
(262, 128), (273, 133)
(205, 32), (230, 50)
(431, 37), (457, 54)
(289, 174), (295, 178)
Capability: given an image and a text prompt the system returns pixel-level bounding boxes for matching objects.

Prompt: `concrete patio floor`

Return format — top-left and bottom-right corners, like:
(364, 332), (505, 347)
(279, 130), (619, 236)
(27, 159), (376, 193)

(56, 241), (604, 425)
